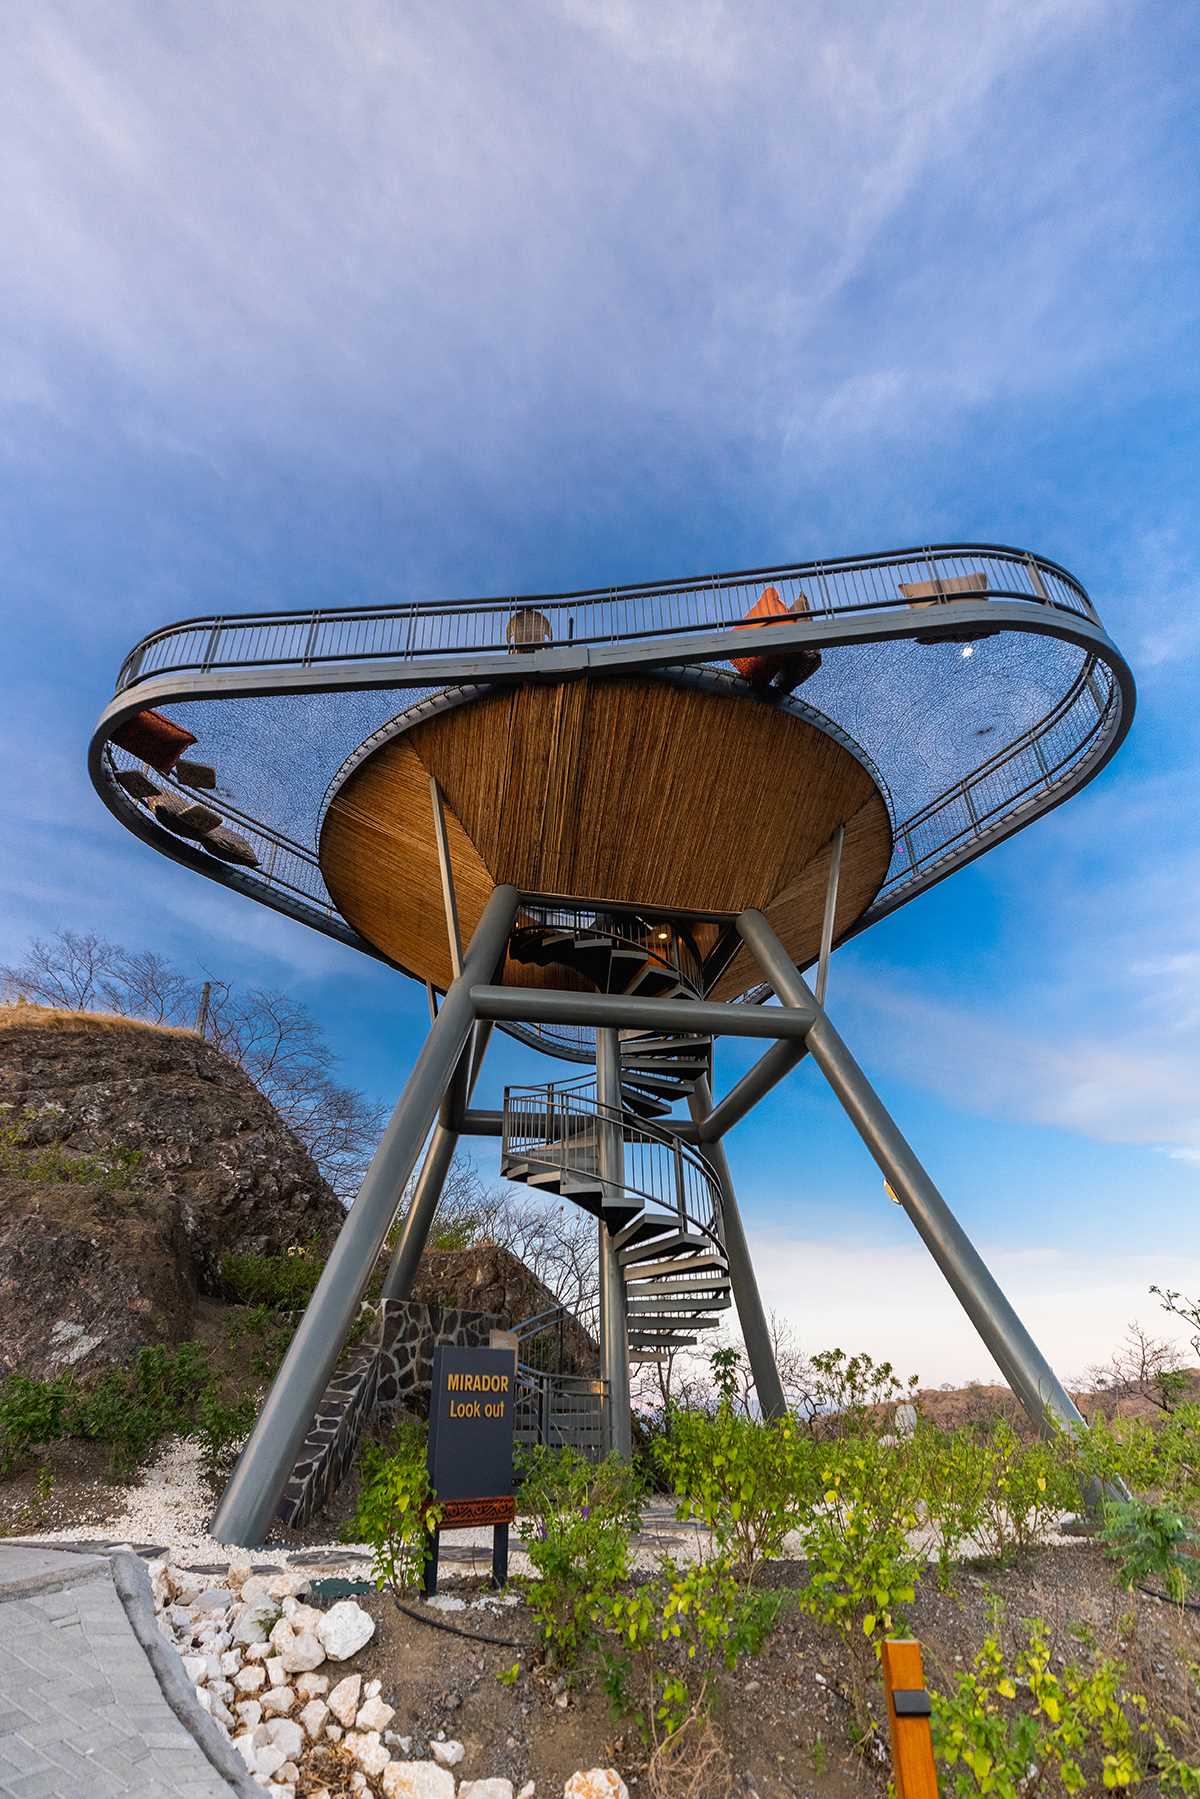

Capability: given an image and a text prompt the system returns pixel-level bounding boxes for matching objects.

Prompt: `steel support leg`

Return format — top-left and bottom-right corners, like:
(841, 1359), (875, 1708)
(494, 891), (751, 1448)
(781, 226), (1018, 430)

(380, 1021), (495, 1301)
(688, 1074), (787, 1419)
(596, 1028), (632, 1459)
(735, 907), (1088, 1439)
(210, 884), (521, 1546)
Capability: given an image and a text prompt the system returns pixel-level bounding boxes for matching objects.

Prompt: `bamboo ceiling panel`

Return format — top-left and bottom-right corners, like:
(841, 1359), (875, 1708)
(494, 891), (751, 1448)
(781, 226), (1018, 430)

(319, 678), (893, 993)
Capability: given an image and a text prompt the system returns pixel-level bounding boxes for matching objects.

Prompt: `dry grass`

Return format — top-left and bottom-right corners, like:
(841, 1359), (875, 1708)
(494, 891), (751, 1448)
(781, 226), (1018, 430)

(0, 1002), (195, 1038)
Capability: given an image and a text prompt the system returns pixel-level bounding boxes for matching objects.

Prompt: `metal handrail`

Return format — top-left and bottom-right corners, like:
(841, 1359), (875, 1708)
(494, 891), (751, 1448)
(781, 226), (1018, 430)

(502, 1079), (725, 1251)
(112, 544), (1092, 690)
(513, 902), (705, 997)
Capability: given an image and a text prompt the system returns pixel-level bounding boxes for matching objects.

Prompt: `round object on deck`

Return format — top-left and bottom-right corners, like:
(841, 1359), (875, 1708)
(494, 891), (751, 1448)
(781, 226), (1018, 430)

(318, 674), (893, 998)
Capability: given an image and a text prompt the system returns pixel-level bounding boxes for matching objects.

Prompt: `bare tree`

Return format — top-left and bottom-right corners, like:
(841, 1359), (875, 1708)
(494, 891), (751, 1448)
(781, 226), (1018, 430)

(1084, 1320), (1189, 1412)
(1, 928), (384, 1200)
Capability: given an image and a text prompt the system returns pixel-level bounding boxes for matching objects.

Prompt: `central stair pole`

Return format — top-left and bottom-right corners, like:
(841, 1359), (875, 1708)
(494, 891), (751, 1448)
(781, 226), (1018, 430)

(596, 1028), (633, 1458)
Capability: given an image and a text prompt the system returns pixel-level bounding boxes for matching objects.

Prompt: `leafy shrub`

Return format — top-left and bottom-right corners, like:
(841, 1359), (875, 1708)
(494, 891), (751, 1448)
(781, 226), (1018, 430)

(517, 1447), (642, 1668)
(226, 1303), (296, 1379)
(932, 1615), (1200, 1795)
(348, 1419), (441, 1594)
(71, 1343), (212, 1479)
(794, 1431), (924, 1735)
(603, 1552), (782, 1765)
(0, 1372), (76, 1474)
(1074, 1407), (1200, 1518)
(801, 1346), (919, 1436)
(971, 1421), (1078, 1564)
(195, 1390), (258, 1483)
(1101, 1499), (1200, 1606)
(913, 1424), (994, 1586)
(658, 1391), (808, 1578)
(219, 1244), (324, 1311)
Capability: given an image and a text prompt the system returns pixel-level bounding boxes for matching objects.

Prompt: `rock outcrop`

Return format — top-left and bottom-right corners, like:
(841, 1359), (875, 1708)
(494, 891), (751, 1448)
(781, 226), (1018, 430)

(410, 1243), (597, 1373)
(0, 1006), (344, 1378)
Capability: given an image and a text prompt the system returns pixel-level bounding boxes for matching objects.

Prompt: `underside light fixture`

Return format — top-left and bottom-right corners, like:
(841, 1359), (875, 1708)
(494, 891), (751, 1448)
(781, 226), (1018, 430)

(884, 1179), (902, 1204)
(961, 644), (975, 659)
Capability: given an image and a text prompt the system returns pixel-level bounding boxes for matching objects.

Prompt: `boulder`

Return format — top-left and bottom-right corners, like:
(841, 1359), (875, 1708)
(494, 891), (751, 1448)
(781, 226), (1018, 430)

(380, 1765), (456, 1799)
(316, 1600), (374, 1661)
(0, 1011), (344, 1377)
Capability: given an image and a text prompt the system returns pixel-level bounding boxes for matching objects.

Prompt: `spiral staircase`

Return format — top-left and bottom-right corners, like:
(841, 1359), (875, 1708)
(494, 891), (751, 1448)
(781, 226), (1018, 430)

(500, 911), (731, 1376)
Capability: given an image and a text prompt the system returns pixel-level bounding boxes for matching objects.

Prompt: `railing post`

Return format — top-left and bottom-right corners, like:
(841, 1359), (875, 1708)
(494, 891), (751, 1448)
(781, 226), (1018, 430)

(673, 1137), (687, 1226)
(881, 1640), (938, 1799)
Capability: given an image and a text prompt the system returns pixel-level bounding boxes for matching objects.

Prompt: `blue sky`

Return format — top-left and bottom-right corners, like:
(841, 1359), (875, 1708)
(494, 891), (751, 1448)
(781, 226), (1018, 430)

(1, 0), (1198, 1383)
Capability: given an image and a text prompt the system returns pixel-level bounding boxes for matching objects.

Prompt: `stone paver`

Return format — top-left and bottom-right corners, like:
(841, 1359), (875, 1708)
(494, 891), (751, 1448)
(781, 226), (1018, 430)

(0, 1547), (231, 1798)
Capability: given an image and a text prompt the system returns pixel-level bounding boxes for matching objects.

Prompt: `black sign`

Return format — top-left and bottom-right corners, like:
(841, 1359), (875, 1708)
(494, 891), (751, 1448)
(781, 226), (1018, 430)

(427, 1345), (516, 1525)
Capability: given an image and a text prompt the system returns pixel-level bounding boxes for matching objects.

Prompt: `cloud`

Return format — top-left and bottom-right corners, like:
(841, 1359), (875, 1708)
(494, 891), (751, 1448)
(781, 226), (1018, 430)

(743, 1229), (1200, 1386)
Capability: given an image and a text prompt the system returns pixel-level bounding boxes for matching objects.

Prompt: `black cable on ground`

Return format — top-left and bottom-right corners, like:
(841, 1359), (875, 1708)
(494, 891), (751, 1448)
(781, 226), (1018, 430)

(389, 1594), (524, 1647)
(1135, 1581), (1200, 1613)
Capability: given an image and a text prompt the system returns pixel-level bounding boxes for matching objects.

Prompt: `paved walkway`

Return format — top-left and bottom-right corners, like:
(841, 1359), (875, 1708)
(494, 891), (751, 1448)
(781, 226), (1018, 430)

(0, 1545), (232, 1799)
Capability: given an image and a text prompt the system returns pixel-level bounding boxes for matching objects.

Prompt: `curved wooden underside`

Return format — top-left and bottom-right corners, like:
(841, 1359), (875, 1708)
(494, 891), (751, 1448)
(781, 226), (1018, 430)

(318, 677), (893, 1001)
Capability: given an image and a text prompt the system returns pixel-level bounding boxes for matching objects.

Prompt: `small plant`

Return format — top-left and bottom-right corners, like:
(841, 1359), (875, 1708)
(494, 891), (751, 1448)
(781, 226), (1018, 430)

(195, 1389), (258, 1483)
(1102, 1498), (1200, 1606)
(658, 1350), (809, 1580)
(914, 1424), (992, 1587)
(71, 1342), (212, 1479)
(0, 1372), (76, 1474)
(801, 1346), (919, 1436)
(496, 1661), (521, 1687)
(932, 1615), (1200, 1795)
(219, 1245), (325, 1311)
(0, 1113), (144, 1192)
(603, 1552), (782, 1780)
(973, 1421), (1077, 1564)
(793, 1431), (924, 1737)
(226, 1303), (296, 1379)
(518, 1447), (642, 1668)
(348, 1419), (441, 1595)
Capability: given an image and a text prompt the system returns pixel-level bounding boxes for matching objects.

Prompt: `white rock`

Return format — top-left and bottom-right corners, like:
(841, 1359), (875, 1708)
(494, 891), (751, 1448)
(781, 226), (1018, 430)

(227, 1558), (251, 1592)
(208, 1679), (233, 1702)
(289, 1602), (324, 1633)
(563, 1775), (629, 1799)
(327, 1673), (362, 1727)
(236, 1701), (263, 1729)
(431, 1740), (464, 1768)
(166, 1605), (195, 1631)
(255, 1744), (288, 1781)
(261, 1685), (296, 1717)
(365, 1678), (382, 1698)
(266, 1786), (294, 1799)
(220, 1649), (242, 1677)
(300, 1699), (329, 1740)
(316, 1599), (375, 1662)
(277, 1765), (299, 1784)
(194, 1688), (212, 1714)
(234, 1665), (266, 1694)
(380, 1765), (456, 1799)
(459, 1783), (515, 1799)
(148, 1559), (170, 1607)
(518, 1785), (536, 1799)
(344, 1729), (391, 1776)
(264, 1718), (304, 1761)
(351, 1777), (368, 1796)
(195, 1586), (234, 1613)
(245, 1641), (271, 1661)
(182, 1654), (207, 1685)
(232, 1732), (257, 1771)
(356, 1694), (395, 1732)
(266, 1655), (287, 1687)
(280, 1630), (325, 1674)
(242, 1572), (308, 1605)
(326, 1724), (343, 1742)
(232, 1604), (275, 1646)
(296, 1671), (330, 1699)
(210, 1695), (236, 1731)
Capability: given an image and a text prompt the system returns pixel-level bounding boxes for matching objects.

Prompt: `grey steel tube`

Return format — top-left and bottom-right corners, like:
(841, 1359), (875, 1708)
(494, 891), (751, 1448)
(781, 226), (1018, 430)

(596, 1029), (633, 1459)
(735, 907), (1088, 1439)
(471, 985), (814, 1040)
(696, 1039), (809, 1141)
(689, 1075), (787, 1419)
(210, 884), (521, 1546)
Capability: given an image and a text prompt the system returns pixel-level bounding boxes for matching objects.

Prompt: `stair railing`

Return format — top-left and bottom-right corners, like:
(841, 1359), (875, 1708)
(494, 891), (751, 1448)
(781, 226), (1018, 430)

(503, 1079), (725, 1253)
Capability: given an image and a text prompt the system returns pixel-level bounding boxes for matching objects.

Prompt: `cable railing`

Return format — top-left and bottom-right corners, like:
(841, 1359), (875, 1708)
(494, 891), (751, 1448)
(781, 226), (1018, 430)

(112, 544), (1096, 690)
(502, 1076), (724, 1252)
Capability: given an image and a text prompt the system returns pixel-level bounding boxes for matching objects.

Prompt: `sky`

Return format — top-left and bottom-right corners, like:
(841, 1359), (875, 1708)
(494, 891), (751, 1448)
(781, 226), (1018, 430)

(1, 0), (1198, 1386)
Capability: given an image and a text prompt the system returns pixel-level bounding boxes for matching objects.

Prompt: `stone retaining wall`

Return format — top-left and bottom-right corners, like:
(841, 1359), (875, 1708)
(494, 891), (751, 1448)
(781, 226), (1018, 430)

(277, 1296), (499, 1528)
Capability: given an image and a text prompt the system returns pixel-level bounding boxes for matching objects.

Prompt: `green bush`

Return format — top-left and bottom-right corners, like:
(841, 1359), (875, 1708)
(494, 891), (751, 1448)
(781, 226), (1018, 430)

(219, 1245), (324, 1311)
(802, 1346), (919, 1436)
(0, 1373), (76, 1474)
(971, 1421), (1078, 1564)
(348, 1419), (441, 1595)
(603, 1552), (782, 1756)
(932, 1615), (1200, 1795)
(517, 1447), (643, 1668)
(195, 1389), (258, 1483)
(70, 1343), (212, 1479)
(1101, 1498), (1200, 1606)
(226, 1303), (296, 1379)
(658, 1392), (808, 1579)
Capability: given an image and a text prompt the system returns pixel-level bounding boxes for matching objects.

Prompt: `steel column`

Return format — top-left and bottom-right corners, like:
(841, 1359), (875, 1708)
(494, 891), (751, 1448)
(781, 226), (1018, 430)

(687, 1075), (787, 1418)
(210, 884), (521, 1546)
(596, 1028), (632, 1459)
(735, 907), (1089, 1439)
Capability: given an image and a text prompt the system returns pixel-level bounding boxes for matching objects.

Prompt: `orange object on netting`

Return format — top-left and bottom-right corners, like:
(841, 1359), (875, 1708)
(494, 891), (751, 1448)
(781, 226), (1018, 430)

(110, 708), (198, 774)
(731, 585), (816, 688)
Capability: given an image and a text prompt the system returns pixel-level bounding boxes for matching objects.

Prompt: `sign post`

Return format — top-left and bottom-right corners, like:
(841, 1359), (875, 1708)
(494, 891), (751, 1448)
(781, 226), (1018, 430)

(425, 1345), (517, 1597)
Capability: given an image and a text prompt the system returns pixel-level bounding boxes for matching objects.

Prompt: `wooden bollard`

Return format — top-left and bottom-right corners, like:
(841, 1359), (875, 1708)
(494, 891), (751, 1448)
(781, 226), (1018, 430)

(881, 1639), (939, 1799)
